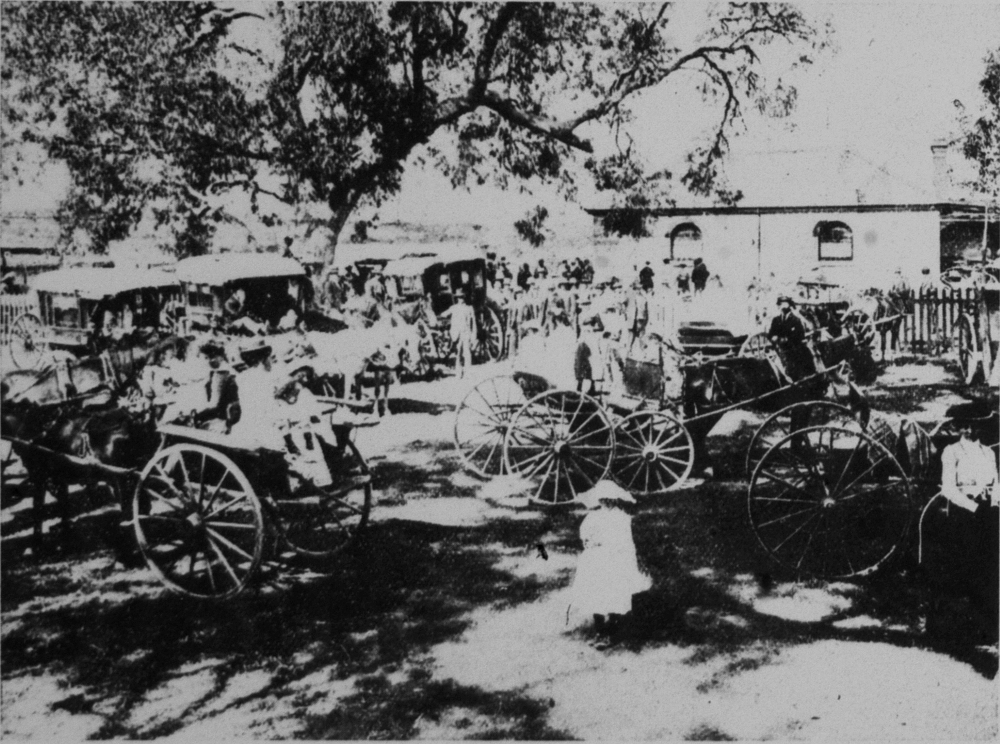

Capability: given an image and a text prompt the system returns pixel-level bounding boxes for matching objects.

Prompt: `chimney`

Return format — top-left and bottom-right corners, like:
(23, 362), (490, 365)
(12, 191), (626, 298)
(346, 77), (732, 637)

(930, 140), (951, 201)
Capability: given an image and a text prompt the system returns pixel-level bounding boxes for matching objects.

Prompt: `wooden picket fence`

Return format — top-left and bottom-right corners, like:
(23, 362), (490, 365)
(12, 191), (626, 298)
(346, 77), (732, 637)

(882, 287), (980, 356)
(0, 292), (38, 342)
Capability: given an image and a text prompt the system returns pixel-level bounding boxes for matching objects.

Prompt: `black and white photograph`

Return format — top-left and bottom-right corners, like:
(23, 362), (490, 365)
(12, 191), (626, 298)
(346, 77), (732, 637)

(1, 1), (998, 739)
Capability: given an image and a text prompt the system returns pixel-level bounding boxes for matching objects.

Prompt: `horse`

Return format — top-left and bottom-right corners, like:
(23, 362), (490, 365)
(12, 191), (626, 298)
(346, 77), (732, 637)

(1, 334), (187, 554)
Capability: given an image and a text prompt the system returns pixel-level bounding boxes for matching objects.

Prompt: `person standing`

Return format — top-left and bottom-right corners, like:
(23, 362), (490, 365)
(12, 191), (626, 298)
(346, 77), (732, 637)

(638, 261), (655, 292)
(517, 262), (532, 291)
(568, 480), (651, 640)
(691, 257), (710, 294)
(442, 292), (477, 378)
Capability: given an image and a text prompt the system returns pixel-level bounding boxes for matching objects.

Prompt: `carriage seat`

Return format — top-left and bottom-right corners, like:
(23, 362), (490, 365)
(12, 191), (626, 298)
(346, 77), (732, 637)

(157, 423), (285, 456)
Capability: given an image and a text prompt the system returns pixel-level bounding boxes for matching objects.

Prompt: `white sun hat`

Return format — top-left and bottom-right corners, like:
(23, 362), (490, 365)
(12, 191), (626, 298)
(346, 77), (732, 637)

(577, 479), (637, 509)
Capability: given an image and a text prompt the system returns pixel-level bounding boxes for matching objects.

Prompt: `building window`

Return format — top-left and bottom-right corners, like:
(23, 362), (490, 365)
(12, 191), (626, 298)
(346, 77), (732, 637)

(815, 221), (853, 261)
(669, 222), (702, 260)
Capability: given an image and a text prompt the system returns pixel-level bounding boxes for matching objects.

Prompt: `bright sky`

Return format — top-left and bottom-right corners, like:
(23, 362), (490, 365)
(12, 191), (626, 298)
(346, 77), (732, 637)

(3, 2), (998, 243)
(387, 1), (1000, 235)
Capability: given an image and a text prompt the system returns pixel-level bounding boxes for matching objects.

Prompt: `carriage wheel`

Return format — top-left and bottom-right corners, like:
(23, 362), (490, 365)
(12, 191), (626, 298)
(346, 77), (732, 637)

(955, 314), (981, 385)
(472, 308), (504, 363)
(738, 332), (775, 359)
(133, 444), (265, 599)
(278, 437), (372, 561)
(503, 390), (615, 506)
(613, 411), (695, 495)
(842, 309), (876, 348)
(748, 425), (911, 578)
(453, 375), (528, 478)
(745, 401), (854, 480)
(8, 313), (45, 370)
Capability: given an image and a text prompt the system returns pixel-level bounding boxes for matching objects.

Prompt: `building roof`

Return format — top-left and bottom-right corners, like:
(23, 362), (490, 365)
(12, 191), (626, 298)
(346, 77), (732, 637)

(1, 214), (61, 250)
(174, 253), (305, 285)
(585, 144), (984, 214)
(30, 267), (177, 299)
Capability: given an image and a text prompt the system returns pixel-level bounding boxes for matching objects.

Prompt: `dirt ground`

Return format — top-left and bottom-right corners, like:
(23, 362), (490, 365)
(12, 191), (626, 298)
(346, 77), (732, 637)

(1, 357), (997, 740)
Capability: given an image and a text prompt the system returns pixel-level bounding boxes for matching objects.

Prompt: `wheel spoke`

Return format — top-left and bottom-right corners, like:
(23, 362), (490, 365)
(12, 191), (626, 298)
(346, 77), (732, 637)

(204, 492), (248, 520)
(757, 504), (820, 529)
(206, 526), (255, 563)
(205, 533), (241, 587)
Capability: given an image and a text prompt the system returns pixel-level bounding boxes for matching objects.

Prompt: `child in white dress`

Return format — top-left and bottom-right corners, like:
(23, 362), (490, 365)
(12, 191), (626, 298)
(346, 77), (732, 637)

(568, 480), (651, 636)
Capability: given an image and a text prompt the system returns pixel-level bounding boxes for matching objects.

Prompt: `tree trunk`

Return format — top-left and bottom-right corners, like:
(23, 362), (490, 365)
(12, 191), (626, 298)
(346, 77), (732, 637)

(325, 198), (360, 268)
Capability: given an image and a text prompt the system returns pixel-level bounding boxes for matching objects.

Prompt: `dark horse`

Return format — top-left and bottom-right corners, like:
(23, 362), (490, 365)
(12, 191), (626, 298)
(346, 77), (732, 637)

(681, 332), (874, 468)
(1, 334), (186, 553)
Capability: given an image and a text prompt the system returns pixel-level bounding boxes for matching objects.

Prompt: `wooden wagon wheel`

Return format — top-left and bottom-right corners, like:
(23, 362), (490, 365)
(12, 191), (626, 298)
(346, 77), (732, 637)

(748, 425), (911, 578)
(133, 444), (265, 599)
(745, 401), (855, 480)
(503, 390), (615, 506)
(8, 313), (46, 370)
(738, 332), (775, 359)
(955, 314), (981, 385)
(453, 375), (528, 479)
(472, 308), (504, 364)
(612, 411), (695, 495)
(276, 436), (372, 561)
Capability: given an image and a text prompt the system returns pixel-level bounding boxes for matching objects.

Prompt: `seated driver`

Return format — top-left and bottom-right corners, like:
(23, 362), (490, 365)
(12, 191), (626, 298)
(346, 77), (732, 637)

(767, 296), (816, 382)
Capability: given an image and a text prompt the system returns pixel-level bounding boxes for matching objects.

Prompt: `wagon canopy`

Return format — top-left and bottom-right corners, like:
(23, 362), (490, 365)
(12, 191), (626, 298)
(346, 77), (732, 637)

(30, 267), (178, 299)
(174, 253), (306, 286)
(383, 246), (485, 277)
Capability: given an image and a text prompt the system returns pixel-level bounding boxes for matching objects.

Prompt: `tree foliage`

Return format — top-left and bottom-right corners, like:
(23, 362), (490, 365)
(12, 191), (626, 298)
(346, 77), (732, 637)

(2, 2), (828, 257)
(514, 206), (551, 247)
(960, 48), (1000, 203)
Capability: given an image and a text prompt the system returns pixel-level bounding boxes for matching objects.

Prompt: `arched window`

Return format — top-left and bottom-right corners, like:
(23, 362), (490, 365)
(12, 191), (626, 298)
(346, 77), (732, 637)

(669, 222), (702, 260)
(815, 221), (853, 261)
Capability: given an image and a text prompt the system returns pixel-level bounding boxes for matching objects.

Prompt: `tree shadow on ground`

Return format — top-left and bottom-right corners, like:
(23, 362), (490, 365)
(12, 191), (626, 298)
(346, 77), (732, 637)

(1, 510), (579, 739)
(618, 482), (998, 680)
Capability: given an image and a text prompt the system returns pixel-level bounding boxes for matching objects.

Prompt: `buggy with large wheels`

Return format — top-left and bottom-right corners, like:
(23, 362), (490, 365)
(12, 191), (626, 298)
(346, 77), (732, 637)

(452, 318), (925, 580)
(7, 267), (181, 370)
(131, 411), (375, 599)
(2, 372), (377, 599)
(381, 248), (506, 370)
(943, 262), (999, 386)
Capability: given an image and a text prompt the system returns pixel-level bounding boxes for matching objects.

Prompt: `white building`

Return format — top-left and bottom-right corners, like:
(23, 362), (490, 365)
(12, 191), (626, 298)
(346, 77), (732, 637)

(585, 144), (998, 291)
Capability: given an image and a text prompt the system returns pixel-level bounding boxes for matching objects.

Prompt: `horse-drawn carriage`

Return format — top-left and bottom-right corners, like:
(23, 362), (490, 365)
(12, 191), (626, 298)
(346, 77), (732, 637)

(174, 253), (312, 334)
(1, 331), (376, 600)
(7, 267), (181, 370)
(452, 320), (931, 580)
(382, 248), (506, 368)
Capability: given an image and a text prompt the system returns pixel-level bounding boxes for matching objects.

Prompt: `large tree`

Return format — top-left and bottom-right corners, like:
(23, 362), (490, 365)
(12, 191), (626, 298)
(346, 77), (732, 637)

(959, 47), (1000, 257)
(1, 2), (829, 258)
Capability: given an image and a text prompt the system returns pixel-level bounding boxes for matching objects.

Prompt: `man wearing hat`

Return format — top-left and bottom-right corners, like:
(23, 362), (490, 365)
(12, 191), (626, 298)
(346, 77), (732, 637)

(768, 295), (815, 381)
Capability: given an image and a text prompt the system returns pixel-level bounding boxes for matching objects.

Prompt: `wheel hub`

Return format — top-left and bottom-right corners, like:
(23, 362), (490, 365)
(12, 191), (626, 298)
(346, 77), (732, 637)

(821, 496), (835, 509)
(642, 446), (659, 462)
(186, 512), (204, 529)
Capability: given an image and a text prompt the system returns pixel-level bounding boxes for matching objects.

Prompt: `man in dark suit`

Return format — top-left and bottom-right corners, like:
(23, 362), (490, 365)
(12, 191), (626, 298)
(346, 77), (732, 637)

(768, 296), (815, 381)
